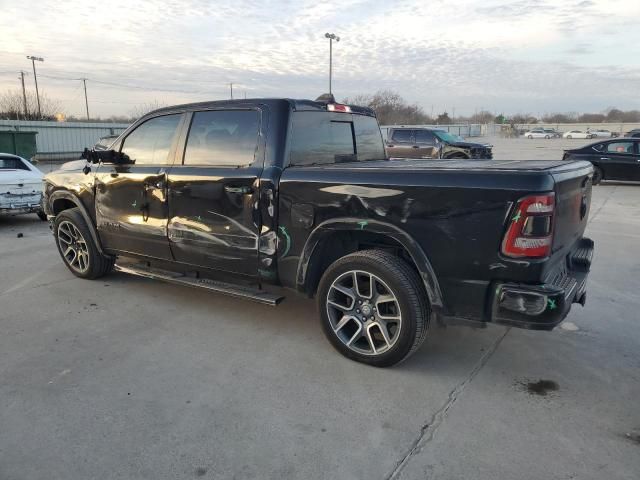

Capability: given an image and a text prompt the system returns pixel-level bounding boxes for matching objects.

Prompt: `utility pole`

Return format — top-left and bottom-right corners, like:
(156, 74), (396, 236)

(324, 33), (340, 95)
(26, 56), (44, 119)
(19, 71), (28, 119)
(229, 83), (234, 99)
(82, 78), (90, 120)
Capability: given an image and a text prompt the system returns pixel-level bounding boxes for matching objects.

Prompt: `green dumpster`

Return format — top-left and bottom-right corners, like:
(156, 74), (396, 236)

(0, 131), (38, 159)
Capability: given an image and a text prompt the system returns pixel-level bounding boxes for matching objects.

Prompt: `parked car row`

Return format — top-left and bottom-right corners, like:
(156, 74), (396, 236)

(522, 128), (624, 139)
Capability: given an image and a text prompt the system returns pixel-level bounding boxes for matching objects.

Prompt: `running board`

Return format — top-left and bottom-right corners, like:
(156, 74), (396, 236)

(114, 264), (284, 306)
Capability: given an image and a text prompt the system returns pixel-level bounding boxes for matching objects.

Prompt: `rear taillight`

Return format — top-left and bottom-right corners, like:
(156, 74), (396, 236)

(327, 103), (351, 113)
(501, 193), (555, 258)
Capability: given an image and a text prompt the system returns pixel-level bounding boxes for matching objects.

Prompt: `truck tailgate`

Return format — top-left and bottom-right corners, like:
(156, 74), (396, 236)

(551, 162), (593, 257)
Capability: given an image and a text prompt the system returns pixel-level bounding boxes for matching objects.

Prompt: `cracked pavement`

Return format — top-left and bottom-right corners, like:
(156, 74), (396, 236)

(1, 140), (639, 479)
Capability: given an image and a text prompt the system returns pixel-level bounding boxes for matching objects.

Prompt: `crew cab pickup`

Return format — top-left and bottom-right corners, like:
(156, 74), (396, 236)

(43, 97), (594, 367)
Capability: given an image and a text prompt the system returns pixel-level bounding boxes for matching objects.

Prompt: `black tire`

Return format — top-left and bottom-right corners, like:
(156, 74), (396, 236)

(567, 135), (572, 139)
(317, 250), (430, 367)
(527, 135), (533, 139)
(36, 210), (48, 221)
(592, 167), (603, 185)
(53, 208), (114, 279)
(545, 135), (550, 139)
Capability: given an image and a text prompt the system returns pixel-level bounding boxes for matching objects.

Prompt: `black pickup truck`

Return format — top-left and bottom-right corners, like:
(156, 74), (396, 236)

(43, 96), (594, 367)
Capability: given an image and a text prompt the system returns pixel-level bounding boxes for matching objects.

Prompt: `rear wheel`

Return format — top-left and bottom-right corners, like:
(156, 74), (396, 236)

(592, 167), (603, 185)
(317, 250), (429, 367)
(54, 208), (114, 279)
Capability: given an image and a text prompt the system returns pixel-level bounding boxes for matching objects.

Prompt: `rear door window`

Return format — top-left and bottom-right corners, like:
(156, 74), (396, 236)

(183, 110), (259, 166)
(391, 129), (413, 143)
(607, 142), (634, 154)
(0, 157), (29, 170)
(414, 130), (436, 145)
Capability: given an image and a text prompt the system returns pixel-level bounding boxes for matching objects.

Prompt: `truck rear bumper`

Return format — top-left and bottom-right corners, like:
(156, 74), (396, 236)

(491, 237), (593, 331)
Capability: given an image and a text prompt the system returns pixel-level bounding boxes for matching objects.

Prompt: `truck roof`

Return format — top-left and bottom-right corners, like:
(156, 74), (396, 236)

(145, 98), (376, 119)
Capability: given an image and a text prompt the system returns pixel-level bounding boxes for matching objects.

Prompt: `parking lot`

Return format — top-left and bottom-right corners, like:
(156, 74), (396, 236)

(1, 139), (639, 480)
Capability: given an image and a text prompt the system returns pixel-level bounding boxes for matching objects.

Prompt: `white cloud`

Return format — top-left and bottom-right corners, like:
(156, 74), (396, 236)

(0, 0), (638, 117)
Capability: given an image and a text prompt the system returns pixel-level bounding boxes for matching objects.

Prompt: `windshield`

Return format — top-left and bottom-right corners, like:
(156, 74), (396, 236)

(434, 130), (463, 143)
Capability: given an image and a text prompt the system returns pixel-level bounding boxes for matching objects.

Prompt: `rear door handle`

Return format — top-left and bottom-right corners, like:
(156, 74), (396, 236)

(224, 185), (252, 195)
(412, 145), (420, 149)
(600, 157), (610, 161)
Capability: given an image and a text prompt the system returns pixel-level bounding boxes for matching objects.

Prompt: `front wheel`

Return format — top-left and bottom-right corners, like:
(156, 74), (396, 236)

(527, 135), (533, 139)
(317, 250), (430, 367)
(567, 135), (572, 139)
(545, 135), (550, 139)
(53, 208), (114, 279)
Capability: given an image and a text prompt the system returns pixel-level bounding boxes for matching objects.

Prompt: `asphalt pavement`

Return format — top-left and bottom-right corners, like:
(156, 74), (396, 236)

(0, 140), (638, 479)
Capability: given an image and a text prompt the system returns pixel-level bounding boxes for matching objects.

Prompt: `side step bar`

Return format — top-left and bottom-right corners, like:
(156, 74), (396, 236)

(114, 264), (284, 306)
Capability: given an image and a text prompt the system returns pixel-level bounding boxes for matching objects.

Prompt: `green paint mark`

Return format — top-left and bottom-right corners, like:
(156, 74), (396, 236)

(279, 226), (291, 257)
(131, 200), (137, 208)
(547, 299), (557, 310)
(358, 220), (368, 230)
(512, 210), (522, 222)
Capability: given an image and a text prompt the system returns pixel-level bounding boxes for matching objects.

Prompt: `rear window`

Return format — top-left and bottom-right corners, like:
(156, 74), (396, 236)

(289, 112), (385, 166)
(0, 157), (29, 170)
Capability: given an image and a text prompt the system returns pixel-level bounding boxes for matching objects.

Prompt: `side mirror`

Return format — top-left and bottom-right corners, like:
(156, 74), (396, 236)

(81, 148), (131, 165)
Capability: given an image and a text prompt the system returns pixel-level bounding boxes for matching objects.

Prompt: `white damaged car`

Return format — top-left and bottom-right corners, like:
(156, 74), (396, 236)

(0, 153), (47, 220)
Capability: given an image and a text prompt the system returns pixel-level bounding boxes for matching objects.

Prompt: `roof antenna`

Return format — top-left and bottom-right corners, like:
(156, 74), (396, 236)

(315, 93), (335, 104)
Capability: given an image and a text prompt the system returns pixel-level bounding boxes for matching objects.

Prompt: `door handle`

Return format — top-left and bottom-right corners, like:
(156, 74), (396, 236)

(600, 157), (610, 161)
(386, 144), (394, 147)
(224, 185), (253, 195)
(110, 172), (119, 178)
(412, 145), (420, 149)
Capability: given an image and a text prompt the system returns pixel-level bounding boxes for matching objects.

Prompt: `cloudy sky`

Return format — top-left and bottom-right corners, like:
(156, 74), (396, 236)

(0, 0), (638, 118)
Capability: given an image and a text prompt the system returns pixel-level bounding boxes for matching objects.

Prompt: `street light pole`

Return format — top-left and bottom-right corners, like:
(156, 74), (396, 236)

(82, 78), (90, 120)
(19, 71), (28, 119)
(26, 55), (44, 119)
(324, 33), (340, 95)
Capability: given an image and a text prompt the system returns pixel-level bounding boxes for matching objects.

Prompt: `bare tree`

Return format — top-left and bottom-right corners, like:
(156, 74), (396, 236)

(129, 100), (168, 120)
(0, 89), (62, 120)
(344, 90), (433, 125)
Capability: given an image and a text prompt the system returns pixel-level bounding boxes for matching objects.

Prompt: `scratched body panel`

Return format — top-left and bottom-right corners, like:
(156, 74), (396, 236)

(276, 159), (591, 319)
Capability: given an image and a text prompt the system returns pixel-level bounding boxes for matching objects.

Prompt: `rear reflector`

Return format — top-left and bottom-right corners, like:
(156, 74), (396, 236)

(501, 193), (555, 258)
(327, 104), (351, 113)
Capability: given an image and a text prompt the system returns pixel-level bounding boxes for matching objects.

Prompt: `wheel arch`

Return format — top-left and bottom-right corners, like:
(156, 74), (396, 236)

(49, 190), (107, 255)
(296, 218), (443, 309)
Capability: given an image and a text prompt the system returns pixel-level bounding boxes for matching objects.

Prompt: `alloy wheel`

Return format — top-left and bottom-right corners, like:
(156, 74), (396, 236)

(57, 220), (90, 274)
(326, 270), (402, 356)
